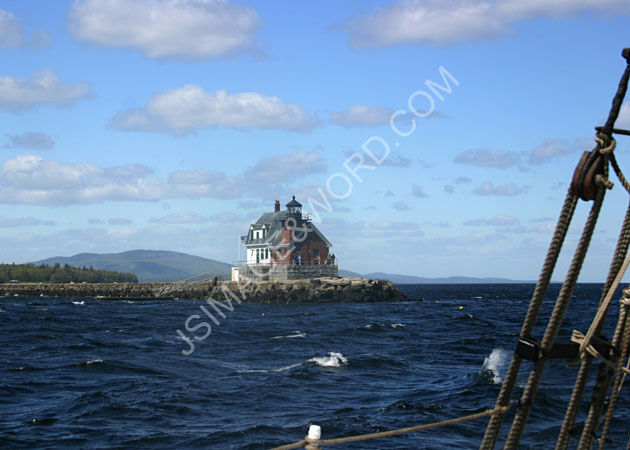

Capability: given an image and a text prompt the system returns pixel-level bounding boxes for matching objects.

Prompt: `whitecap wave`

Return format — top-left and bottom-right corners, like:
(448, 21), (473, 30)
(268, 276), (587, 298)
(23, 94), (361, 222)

(308, 352), (347, 367)
(359, 323), (404, 330)
(481, 349), (510, 384)
(236, 362), (303, 374)
(75, 359), (104, 367)
(236, 352), (348, 373)
(72, 301), (85, 305)
(271, 331), (307, 339)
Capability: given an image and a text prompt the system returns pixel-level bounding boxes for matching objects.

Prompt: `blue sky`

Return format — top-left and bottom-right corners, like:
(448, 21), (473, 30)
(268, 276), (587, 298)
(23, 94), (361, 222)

(1, 0), (629, 281)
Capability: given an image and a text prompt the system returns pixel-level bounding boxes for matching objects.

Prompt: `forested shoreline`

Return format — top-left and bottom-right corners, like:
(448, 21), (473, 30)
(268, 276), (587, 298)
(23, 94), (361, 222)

(0, 263), (138, 283)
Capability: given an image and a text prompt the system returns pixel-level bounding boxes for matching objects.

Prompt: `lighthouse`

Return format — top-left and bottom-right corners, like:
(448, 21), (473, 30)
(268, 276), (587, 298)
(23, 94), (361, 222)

(236, 196), (337, 281)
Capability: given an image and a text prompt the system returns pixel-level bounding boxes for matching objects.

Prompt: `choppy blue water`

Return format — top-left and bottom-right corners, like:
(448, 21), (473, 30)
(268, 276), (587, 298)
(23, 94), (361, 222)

(1, 284), (629, 449)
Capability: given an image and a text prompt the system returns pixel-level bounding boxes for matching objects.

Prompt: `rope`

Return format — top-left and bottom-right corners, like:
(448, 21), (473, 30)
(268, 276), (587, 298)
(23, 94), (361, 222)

(579, 287), (630, 449)
(610, 153), (630, 194)
(269, 406), (513, 450)
(480, 190), (578, 450)
(577, 253), (630, 360)
(556, 189), (630, 450)
(571, 330), (630, 375)
(595, 134), (630, 196)
(504, 185), (606, 450)
(598, 299), (630, 449)
(270, 441), (307, 450)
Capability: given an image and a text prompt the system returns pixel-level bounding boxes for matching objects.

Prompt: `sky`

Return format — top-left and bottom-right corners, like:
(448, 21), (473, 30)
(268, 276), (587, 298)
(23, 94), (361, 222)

(0, 0), (629, 281)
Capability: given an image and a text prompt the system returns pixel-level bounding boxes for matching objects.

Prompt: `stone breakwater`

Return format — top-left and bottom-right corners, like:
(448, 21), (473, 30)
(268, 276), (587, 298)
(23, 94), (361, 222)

(0, 277), (414, 303)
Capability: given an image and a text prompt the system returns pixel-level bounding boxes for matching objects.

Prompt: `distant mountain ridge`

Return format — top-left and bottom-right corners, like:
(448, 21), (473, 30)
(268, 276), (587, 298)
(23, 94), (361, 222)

(32, 250), (232, 283)
(361, 272), (533, 284)
(32, 250), (531, 284)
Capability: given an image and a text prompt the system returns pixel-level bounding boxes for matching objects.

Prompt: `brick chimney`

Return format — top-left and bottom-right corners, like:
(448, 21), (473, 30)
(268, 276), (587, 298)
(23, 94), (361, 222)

(274, 200), (280, 212)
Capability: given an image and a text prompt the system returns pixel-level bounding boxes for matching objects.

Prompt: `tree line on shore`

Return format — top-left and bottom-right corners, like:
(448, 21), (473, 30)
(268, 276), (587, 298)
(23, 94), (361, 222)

(0, 263), (138, 283)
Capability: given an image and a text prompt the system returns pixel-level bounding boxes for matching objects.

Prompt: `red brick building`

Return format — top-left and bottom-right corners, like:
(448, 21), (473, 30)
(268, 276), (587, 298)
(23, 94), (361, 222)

(240, 196), (336, 280)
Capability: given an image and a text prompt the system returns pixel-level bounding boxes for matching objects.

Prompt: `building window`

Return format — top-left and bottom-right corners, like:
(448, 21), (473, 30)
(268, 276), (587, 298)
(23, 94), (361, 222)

(265, 248), (269, 259)
(250, 230), (253, 240)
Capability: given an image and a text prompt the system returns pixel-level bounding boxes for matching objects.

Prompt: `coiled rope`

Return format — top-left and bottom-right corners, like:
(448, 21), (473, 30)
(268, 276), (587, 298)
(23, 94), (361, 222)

(269, 405), (513, 450)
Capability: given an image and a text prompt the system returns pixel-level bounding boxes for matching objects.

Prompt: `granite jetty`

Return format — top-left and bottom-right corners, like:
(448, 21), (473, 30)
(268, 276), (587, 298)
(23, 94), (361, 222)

(0, 277), (415, 303)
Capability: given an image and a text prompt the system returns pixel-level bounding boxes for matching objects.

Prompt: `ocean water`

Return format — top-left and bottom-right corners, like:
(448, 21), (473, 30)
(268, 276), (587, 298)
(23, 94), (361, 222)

(1, 283), (629, 449)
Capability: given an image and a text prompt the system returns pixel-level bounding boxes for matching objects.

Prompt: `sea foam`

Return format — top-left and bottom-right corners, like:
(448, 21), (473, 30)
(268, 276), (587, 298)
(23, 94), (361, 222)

(308, 352), (347, 367)
(271, 331), (307, 339)
(236, 352), (348, 373)
(481, 349), (510, 385)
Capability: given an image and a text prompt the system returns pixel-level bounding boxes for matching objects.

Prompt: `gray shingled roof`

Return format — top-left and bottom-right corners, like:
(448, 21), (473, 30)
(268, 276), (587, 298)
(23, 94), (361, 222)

(286, 196), (302, 208)
(246, 210), (331, 248)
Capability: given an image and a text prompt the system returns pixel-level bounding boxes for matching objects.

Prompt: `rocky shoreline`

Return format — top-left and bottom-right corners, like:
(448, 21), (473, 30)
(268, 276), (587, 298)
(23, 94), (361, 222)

(0, 277), (416, 303)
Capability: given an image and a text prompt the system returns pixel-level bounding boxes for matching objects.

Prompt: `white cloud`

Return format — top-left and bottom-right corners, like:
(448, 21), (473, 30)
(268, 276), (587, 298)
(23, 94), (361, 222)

(237, 200), (268, 209)
(0, 9), (22, 48)
(325, 218), (423, 239)
(208, 211), (247, 224)
(330, 105), (396, 127)
(0, 155), (164, 205)
(344, 148), (411, 168)
(392, 201), (410, 211)
(150, 212), (207, 224)
(368, 220), (422, 236)
(454, 176), (472, 184)
(245, 152), (326, 183)
(3, 132), (54, 150)
(381, 154), (412, 168)
(112, 86), (316, 135)
(108, 217), (133, 225)
(0, 150), (329, 206)
(464, 215), (520, 226)
(528, 138), (582, 165)
(0, 216), (56, 227)
(473, 180), (528, 196)
(0, 9), (53, 49)
(167, 169), (247, 199)
(455, 148), (521, 169)
(69, 0), (261, 60)
(411, 184), (427, 198)
(29, 30), (53, 49)
(345, 0), (630, 47)
(456, 140), (586, 168)
(496, 0), (630, 20)
(0, 68), (92, 112)
(346, 0), (506, 48)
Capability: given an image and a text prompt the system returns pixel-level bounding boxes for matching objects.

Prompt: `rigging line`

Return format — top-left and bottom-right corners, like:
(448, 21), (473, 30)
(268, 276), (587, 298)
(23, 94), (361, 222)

(504, 185), (607, 450)
(479, 190), (578, 450)
(556, 203), (630, 450)
(269, 405), (514, 450)
(599, 298), (630, 449)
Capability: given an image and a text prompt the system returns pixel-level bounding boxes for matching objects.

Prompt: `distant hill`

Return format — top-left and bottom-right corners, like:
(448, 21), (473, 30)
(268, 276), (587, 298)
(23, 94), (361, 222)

(31, 250), (532, 284)
(338, 269), (363, 278)
(362, 272), (532, 284)
(32, 250), (232, 283)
